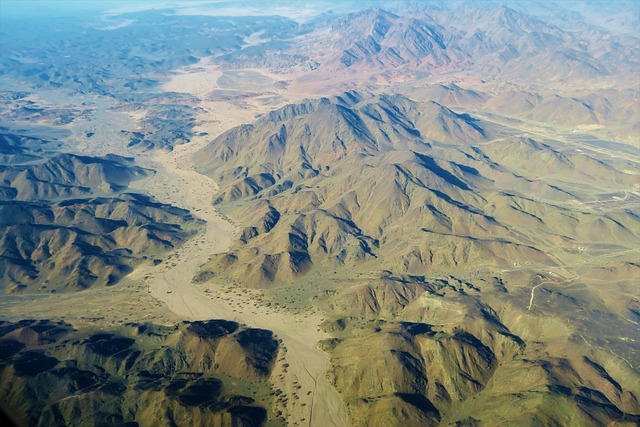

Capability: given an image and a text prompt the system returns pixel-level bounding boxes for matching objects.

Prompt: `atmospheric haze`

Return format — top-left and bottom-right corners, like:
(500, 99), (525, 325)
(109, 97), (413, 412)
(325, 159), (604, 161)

(0, 1), (638, 426)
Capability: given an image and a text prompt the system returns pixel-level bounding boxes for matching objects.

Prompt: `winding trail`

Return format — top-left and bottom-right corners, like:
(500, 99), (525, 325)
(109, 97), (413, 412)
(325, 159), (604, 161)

(527, 283), (544, 311)
(528, 278), (576, 311)
(128, 139), (348, 427)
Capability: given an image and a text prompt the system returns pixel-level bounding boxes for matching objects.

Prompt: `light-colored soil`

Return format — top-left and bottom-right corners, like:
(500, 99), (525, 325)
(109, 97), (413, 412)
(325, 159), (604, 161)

(163, 69), (223, 99)
(0, 62), (351, 426)
(128, 77), (349, 426)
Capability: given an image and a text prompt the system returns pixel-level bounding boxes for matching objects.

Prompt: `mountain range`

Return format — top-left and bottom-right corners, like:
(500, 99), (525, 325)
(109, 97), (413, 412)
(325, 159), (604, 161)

(195, 92), (637, 286)
(0, 2), (638, 426)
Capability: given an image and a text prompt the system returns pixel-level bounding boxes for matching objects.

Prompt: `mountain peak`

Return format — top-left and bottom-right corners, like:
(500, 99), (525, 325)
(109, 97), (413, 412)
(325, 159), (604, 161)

(350, 7), (399, 22)
(332, 7), (399, 37)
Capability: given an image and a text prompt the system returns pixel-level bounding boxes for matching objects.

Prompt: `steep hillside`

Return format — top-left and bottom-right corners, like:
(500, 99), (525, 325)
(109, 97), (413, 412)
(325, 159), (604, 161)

(1, 3), (638, 427)
(197, 92), (490, 194)
(214, 5), (638, 91)
(313, 8), (460, 71)
(0, 194), (202, 293)
(321, 320), (639, 427)
(0, 130), (54, 165)
(0, 153), (149, 201)
(0, 319), (279, 427)
(195, 94), (638, 287)
(192, 87), (639, 425)
(431, 5), (639, 86)
(0, 130), (202, 293)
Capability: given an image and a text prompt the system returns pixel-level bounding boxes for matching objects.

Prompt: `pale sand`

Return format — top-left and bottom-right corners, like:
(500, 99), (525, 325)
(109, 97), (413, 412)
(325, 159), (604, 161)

(163, 55), (327, 103)
(163, 70), (223, 99)
(128, 102), (349, 426)
(36, 60), (349, 425)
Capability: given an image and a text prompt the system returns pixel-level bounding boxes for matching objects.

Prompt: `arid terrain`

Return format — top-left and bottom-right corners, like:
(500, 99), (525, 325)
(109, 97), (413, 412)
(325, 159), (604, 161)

(1, 1), (639, 426)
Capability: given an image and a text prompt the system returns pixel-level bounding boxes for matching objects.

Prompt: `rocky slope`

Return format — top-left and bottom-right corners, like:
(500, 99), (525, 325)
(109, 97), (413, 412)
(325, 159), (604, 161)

(0, 193), (201, 292)
(1, 3), (638, 426)
(302, 8), (463, 73)
(319, 319), (639, 426)
(0, 130), (203, 293)
(0, 319), (279, 427)
(194, 90), (639, 426)
(195, 93), (638, 286)
(216, 5), (639, 92)
(0, 152), (148, 200)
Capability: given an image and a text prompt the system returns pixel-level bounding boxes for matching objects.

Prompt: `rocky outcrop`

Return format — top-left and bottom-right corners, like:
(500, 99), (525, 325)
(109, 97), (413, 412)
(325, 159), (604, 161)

(0, 319), (279, 427)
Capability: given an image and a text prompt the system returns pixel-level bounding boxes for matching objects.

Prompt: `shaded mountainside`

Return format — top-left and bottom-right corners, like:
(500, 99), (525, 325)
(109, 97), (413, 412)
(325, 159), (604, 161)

(319, 319), (639, 427)
(197, 92), (490, 194)
(0, 194), (201, 293)
(217, 5), (639, 89)
(0, 130), (61, 165)
(193, 90), (640, 425)
(0, 319), (279, 427)
(415, 5), (639, 86)
(307, 8), (464, 72)
(195, 93), (638, 286)
(0, 3), (638, 427)
(0, 130), (203, 293)
(314, 267), (640, 425)
(0, 152), (149, 201)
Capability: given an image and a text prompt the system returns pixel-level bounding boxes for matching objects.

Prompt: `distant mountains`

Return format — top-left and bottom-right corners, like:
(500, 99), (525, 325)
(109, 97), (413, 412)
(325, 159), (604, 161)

(217, 5), (639, 90)
(398, 82), (640, 141)
(1, 3), (638, 426)
(309, 9), (460, 71)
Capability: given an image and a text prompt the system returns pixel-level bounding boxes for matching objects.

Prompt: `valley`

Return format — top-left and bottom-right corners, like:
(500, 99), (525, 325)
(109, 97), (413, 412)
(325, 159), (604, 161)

(130, 125), (349, 427)
(0, 70), (351, 425)
(1, 1), (639, 426)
